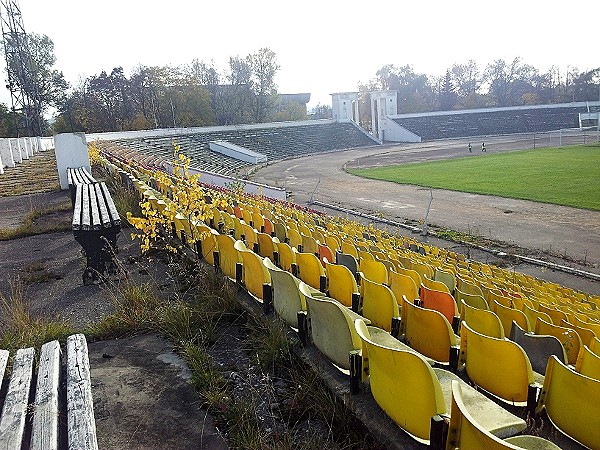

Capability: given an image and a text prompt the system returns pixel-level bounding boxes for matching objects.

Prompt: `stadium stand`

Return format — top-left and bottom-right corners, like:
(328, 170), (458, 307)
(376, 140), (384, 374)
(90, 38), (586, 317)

(391, 102), (599, 141)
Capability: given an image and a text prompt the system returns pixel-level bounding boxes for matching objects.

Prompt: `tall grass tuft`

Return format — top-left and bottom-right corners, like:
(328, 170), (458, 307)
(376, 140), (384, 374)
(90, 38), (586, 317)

(0, 279), (73, 353)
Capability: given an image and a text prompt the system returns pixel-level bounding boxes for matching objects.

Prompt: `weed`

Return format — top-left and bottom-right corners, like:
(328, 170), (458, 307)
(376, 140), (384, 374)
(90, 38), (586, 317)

(0, 201), (72, 241)
(246, 315), (292, 371)
(0, 279), (73, 354)
(20, 261), (62, 284)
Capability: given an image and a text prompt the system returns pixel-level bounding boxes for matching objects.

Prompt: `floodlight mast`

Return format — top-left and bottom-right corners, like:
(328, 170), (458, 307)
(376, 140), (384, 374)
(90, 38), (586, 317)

(0, 0), (43, 137)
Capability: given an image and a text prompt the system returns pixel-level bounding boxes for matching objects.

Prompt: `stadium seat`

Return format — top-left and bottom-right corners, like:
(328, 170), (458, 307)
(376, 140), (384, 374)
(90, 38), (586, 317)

(422, 274), (451, 294)
(538, 304), (567, 325)
(462, 322), (542, 406)
(522, 303), (552, 332)
(455, 288), (488, 312)
(560, 319), (596, 348)
(536, 355), (600, 449)
(287, 227), (302, 250)
(434, 268), (456, 294)
(359, 258), (388, 285)
(234, 240), (270, 300)
(323, 258), (358, 308)
(509, 321), (567, 376)
(388, 269), (419, 303)
(358, 273), (400, 333)
(354, 319), (526, 444)
(263, 257), (307, 328)
(394, 266), (422, 291)
(446, 381), (561, 450)
(575, 345), (600, 381)
(293, 248), (326, 291)
(300, 282), (365, 370)
(215, 234), (241, 279)
(401, 296), (459, 365)
(256, 231), (279, 263)
(419, 285), (459, 326)
(461, 300), (505, 339)
(335, 251), (358, 276)
(535, 318), (582, 365)
(411, 260), (434, 281)
(300, 233), (319, 254)
(456, 276), (484, 298)
(492, 300), (530, 337)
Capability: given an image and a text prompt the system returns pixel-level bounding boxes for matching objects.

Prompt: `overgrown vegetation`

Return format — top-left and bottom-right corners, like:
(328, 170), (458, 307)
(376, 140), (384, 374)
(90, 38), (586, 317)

(347, 144), (600, 210)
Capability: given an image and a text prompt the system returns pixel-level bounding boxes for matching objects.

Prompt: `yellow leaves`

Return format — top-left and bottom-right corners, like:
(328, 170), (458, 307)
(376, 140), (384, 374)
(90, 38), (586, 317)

(88, 142), (102, 165)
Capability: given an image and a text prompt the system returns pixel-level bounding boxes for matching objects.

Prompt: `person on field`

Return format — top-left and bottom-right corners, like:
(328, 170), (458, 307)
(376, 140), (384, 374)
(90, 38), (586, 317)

(482, 142), (486, 152)
(468, 143), (472, 152)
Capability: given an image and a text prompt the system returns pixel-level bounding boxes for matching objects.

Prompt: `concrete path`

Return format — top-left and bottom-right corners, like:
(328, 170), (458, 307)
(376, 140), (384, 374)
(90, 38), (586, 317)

(249, 134), (600, 275)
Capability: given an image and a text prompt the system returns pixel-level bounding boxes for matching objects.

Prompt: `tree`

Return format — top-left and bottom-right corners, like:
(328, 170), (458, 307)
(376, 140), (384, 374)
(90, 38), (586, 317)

(439, 70), (458, 110)
(484, 57), (538, 107)
(247, 47), (280, 123)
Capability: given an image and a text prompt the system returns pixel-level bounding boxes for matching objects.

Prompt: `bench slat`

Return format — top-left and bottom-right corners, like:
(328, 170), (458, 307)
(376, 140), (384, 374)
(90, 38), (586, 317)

(0, 347), (35, 448)
(100, 182), (121, 227)
(31, 340), (61, 450)
(81, 185), (91, 231)
(94, 183), (112, 228)
(72, 184), (83, 230)
(67, 334), (98, 450)
(88, 186), (101, 230)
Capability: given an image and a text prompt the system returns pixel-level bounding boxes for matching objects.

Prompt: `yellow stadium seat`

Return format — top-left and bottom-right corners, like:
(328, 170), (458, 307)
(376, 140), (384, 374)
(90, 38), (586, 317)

(446, 381), (561, 450)
(234, 240), (270, 300)
(293, 248), (326, 291)
(560, 319), (596, 348)
(522, 303), (552, 333)
(215, 234), (241, 279)
(538, 304), (567, 325)
(300, 233), (319, 254)
(492, 300), (530, 338)
(287, 227), (302, 250)
(455, 288), (489, 312)
(536, 355), (600, 449)
(359, 258), (388, 285)
(423, 274), (451, 295)
(401, 296), (459, 365)
(389, 269), (419, 303)
(462, 322), (542, 406)
(276, 241), (295, 272)
(434, 268), (456, 294)
(358, 273), (400, 333)
(456, 275), (484, 298)
(256, 231), (278, 263)
(395, 266), (422, 291)
(535, 318), (582, 365)
(461, 300), (505, 339)
(324, 259), (358, 308)
(575, 345), (600, 381)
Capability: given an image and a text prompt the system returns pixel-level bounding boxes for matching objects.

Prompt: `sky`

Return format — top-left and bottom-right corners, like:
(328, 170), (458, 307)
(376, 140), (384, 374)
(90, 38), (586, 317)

(3, 0), (599, 111)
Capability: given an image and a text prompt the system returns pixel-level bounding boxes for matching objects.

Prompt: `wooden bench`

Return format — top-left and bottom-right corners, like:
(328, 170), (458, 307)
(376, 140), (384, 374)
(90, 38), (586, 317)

(0, 334), (98, 449)
(67, 167), (96, 208)
(73, 181), (121, 285)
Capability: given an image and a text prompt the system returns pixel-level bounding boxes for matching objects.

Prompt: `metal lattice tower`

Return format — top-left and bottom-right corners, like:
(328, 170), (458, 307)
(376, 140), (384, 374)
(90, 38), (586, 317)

(0, 0), (43, 136)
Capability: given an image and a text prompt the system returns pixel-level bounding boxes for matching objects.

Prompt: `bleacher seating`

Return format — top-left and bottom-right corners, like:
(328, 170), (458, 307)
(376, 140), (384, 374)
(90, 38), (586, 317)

(106, 121), (377, 176)
(393, 104), (592, 140)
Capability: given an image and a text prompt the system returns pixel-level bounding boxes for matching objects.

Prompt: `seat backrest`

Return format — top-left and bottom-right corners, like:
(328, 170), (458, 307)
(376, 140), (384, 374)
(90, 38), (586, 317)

(287, 227), (302, 250)
(215, 234), (240, 279)
(318, 244), (333, 268)
(234, 240), (270, 300)
(422, 274), (451, 294)
(354, 319), (446, 442)
(461, 300), (505, 339)
(395, 266), (422, 289)
(455, 288), (488, 312)
(256, 232), (277, 260)
(263, 257), (306, 327)
(276, 241), (295, 272)
(462, 322), (534, 404)
(509, 321), (567, 375)
(335, 251), (358, 275)
(411, 261), (434, 281)
(522, 303), (552, 333)
(402, 296), (457, 363)
(420, 285), (458, 324)
(389, 269), (418, 303)
(538, 304), (567, 325)
(324, 260), (357, 308)
(301, 233), (319, 254)
(561, 319), (596, 348)
(573, 316), (600, 337)
(492, 300), (530, 337)
(434, 268), (456, 293)
(535, 318), (582, 365)
(359, 259), (388, 285)
(294, 249), (325, 290)
(456, 276), (484, 297)
(273, 221), (287, 242)
(340, 240), (358, 258)
(575, 345), (600, 381)
(537, 355), (600, 449)
(359, 273), (399, 332)
(301, 284), (362, 370)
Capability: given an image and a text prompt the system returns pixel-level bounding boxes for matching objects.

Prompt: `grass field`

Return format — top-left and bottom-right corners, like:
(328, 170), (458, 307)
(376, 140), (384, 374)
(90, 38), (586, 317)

(346, 144), (600, 211)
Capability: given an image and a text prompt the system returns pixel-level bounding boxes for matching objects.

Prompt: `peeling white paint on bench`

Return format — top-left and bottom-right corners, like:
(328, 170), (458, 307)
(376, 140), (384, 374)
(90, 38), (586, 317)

(31, 340), (61, 450)
(67, 334), (98, 450)
(0, 347), (35, 447)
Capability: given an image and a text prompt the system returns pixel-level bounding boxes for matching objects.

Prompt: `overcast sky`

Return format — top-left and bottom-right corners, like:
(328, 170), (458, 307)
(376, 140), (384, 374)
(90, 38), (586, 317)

(4, 0), (599, 109)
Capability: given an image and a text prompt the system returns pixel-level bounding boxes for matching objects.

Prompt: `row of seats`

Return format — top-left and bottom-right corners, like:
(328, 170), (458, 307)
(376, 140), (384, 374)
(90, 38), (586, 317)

(101, 152), (599, 449)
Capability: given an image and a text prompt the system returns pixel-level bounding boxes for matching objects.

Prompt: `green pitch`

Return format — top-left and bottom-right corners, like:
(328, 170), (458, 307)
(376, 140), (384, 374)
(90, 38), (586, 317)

(346, 144), (600, 211)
